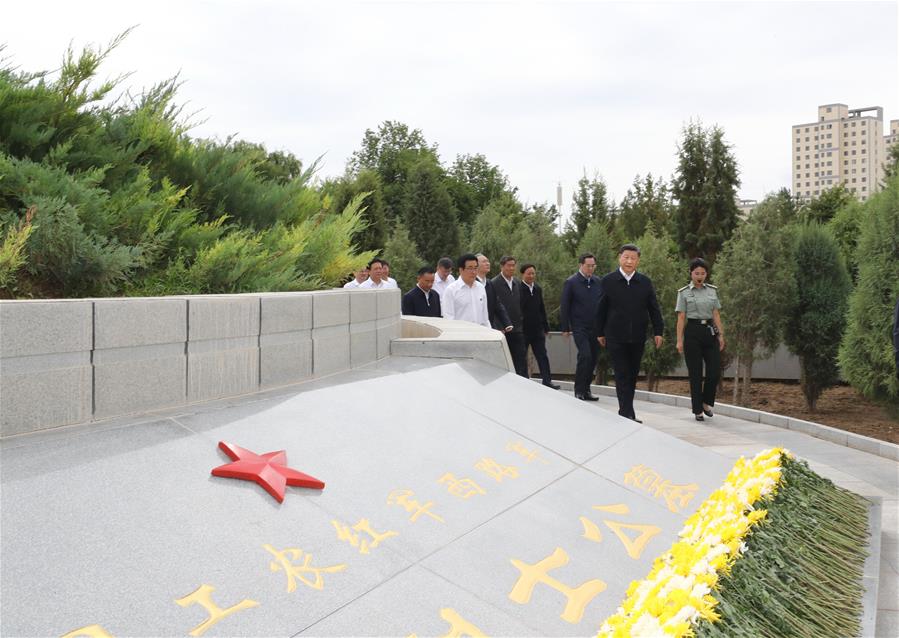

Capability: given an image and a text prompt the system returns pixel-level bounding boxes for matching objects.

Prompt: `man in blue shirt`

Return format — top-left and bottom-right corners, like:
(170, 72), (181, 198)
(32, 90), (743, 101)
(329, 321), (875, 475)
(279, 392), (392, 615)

(560, 253), (603, 400)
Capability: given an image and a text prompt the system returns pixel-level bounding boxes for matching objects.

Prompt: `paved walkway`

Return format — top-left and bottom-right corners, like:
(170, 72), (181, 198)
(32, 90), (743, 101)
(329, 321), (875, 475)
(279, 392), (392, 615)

(573, 387), (899, 638)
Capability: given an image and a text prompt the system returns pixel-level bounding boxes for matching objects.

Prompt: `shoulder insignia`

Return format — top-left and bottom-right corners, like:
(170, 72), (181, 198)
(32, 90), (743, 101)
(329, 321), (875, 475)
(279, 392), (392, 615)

(678, 284), (689, 292)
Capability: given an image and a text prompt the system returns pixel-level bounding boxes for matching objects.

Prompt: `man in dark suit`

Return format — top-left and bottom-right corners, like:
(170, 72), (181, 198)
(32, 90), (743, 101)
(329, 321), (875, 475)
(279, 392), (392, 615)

(520, 263), (560, 389)
(560, 253), (603, 400)
(596, 244), (665, 423)
(401, 267), (442, 318)
(476, 253), (512, 333)
(491, 256), (529, 377)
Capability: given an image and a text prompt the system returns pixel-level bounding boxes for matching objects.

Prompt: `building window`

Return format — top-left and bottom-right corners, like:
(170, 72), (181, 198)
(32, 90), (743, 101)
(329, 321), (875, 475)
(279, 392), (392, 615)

(862, 177), (866, 182)
(851, 122), (856, 127)
(862, 186), (867, 191)
(862, 149), (866, 154)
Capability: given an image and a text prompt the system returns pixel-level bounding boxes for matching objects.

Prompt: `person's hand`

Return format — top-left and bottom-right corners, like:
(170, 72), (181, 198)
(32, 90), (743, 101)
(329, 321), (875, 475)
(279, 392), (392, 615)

(676, 340), (684, 354)
(598, 336), (606, 347)
(561, 331), (571, 338)
(718, 335), (726, 351)
(654, 335), (664, 349)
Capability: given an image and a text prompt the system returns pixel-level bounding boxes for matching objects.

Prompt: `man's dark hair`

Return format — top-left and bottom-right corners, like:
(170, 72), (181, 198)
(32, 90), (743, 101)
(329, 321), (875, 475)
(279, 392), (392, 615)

(519, 263), (536, 274)
(499, 255), (516, 265)
(368, 258), (385, 268)
(381, 259), (390, 267)
(437, 257), (453, 270)
(618, 243), (641, 256)
(578, 253), (595, 264)
(417, 266), (436, 276)
(457, 253), (478, 269)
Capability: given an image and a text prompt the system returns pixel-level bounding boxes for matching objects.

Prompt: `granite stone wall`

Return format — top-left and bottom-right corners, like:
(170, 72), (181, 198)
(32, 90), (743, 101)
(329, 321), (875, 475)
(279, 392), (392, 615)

(0, 289), (400, 437)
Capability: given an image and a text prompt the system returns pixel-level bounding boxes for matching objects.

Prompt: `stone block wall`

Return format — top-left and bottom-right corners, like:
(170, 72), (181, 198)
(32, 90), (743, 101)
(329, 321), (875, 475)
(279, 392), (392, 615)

(0, 288), (400, 437)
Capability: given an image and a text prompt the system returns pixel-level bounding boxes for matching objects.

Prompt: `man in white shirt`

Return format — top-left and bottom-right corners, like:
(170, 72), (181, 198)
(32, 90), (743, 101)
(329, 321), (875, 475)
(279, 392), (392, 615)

(359, 258), (388, 289)
(381, 260), (399, 289)
(432, 256), (455, 297)
(343, 266), (369, 289)
(441, 254), (490, 328)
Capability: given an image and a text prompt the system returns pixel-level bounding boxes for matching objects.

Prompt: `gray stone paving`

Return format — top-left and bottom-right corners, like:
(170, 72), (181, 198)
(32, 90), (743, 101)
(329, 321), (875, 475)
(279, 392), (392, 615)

(1, 356), (895, 637)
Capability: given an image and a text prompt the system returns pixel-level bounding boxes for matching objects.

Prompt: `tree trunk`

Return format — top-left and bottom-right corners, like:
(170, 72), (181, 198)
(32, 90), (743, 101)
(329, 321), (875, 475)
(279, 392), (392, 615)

(732, 355), (740, 405)
(647, 370), (657, 393)
(741, 359), (753, 407)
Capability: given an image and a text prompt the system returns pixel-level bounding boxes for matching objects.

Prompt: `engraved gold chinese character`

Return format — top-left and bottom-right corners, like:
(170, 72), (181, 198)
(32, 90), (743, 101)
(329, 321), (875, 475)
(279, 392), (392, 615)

(623, 464), (699, 513)
(61, 626), (115, 638)
(506, 441), (548, 464)
(174, 584), (259, 637)
(262, 545), (347, 592)
(474, 458), (519, 482)
(439, 473), (487, 499)
(332, 518), (398, 554)
(579, 504), (661, 560)
(509, 547), (607, 623)
(387, 489), (445, 523)
(407, 607), (488, 638)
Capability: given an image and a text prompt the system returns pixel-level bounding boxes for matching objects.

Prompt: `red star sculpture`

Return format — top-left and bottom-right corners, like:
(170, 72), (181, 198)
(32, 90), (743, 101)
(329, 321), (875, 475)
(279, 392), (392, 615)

(211, 441), (325, 503)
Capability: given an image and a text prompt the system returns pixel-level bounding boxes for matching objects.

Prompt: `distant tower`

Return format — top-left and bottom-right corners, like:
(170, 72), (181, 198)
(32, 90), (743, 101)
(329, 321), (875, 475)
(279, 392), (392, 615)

(556, 183), (563, 232)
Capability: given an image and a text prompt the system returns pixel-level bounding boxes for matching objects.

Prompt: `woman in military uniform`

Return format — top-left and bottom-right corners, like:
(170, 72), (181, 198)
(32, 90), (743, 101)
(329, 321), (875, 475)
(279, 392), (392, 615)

(675, 258), (725, 421)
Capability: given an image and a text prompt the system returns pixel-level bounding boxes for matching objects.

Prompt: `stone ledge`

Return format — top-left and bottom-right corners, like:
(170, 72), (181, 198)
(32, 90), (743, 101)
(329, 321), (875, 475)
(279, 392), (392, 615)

(396, 316), (514, 372)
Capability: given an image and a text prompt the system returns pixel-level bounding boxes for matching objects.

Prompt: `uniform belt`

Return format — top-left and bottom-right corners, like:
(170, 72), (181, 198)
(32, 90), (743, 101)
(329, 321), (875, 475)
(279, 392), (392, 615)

(687, 318), (711, 325)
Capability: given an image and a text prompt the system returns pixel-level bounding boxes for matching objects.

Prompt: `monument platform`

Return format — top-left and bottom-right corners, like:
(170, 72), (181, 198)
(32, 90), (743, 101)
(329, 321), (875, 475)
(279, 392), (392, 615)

(1, 355), (895, 637)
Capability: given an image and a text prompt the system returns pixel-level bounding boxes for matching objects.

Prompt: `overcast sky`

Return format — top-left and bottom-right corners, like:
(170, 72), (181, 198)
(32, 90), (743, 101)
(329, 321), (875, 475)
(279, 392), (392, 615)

(5, 1), (898, 222)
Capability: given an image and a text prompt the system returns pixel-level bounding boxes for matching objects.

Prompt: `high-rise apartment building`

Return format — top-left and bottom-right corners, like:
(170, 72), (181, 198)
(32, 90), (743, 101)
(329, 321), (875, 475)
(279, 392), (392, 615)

(791, 104), (893, 201)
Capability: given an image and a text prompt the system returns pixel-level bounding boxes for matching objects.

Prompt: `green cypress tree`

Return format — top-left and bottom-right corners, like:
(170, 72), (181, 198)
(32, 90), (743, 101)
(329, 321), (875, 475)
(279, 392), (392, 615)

(784, 224), (851, 411)
(838, 176), (899, 406)
(671, 122), (740, 262)
(402, 157), (459, 264)
(715, 220), (795, 406)
(382, 221), (423, 292)
(565, 171), (611, 251)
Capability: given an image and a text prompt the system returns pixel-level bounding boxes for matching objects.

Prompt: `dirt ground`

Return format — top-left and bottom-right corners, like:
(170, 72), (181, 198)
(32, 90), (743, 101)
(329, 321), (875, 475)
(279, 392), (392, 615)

(651, 378), (898, 444)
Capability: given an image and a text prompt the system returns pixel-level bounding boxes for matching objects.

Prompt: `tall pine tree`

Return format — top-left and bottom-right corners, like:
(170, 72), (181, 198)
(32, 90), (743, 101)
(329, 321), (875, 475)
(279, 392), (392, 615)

(671, 122), (740, 262)
(402, 158), (459, 265)
(784, 224), (851, 411)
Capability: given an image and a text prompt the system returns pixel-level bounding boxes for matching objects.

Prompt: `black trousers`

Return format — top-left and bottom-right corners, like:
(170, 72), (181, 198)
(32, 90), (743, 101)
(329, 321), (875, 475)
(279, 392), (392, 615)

(505, 331), (529, 378)
(524, 332), (552, 385)
(607, 340), (646, 419)
(684, 322), (720, 414)
(572, 329), (599, 395)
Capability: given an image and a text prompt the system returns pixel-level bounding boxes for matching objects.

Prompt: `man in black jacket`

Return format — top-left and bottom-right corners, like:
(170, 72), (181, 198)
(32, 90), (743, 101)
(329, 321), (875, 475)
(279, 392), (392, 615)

(492, 255), (529, 377)
(476, 253), (512, 333)
(401, 267), (442, 318)
(520, 263), (560, 389)
(596, 244), (665, 422)
(560, 253), (603, 400)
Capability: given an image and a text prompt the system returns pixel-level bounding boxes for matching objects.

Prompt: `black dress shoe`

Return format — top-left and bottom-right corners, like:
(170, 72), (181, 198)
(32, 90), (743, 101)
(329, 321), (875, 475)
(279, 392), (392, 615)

(703, 408), (714, 418)
(544, 382), (561, 390)
(575, 393), (599, 401)
(631, 417), (643, 424)
(695, 413), (705, 421)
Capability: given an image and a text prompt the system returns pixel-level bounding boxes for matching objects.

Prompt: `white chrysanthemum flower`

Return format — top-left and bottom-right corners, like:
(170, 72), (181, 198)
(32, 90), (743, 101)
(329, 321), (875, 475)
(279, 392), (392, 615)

(631, 612), (668, 637)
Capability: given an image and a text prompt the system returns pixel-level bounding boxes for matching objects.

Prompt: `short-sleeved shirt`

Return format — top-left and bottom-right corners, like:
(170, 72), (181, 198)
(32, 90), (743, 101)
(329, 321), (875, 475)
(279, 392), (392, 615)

(675, 283), (721, 319)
